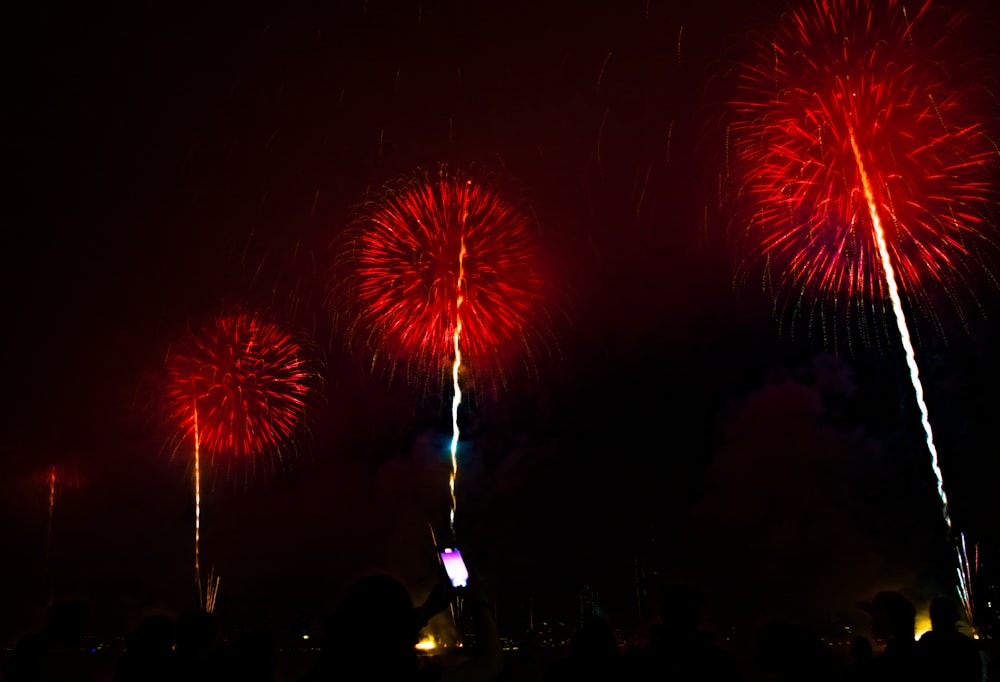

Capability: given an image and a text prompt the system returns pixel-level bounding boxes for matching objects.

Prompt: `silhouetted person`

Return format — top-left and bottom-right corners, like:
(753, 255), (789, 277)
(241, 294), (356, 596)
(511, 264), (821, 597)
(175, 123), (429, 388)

(621, 645), (646, 682)
(642, 584), (743, 682)
(6, 600), (94, 682)
(113, 614), (176, 682)
(841, 636), (875, 681)
(914, 595), (981, 682)
(851, 636), (873, 662)
(224, 628), (278, 682)
(301, 572), (502, 682)
(173, 609), (226, 682)
(544, 614), (621, 682)
(858, 591), (918, 682)
(300, 574), (421, 681)
(753, 622), (840, 682)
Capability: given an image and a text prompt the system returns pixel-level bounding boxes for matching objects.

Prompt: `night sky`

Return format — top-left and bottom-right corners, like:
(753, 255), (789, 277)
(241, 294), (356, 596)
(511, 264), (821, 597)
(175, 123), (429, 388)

(5, 0), (1000, 654)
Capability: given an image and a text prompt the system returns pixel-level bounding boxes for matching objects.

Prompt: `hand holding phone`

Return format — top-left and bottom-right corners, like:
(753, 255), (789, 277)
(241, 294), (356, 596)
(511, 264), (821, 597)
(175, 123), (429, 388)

(439, 547), (469, 588)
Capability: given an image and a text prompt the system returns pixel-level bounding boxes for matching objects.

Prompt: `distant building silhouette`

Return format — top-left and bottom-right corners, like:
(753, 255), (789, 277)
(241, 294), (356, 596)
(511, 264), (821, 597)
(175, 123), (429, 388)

(579, 584), (601, 628)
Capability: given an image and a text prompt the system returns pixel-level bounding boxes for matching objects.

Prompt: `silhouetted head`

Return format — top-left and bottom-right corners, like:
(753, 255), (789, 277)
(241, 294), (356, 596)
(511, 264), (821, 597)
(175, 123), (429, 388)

(324, 574), (419, 676)
(658, 584), (702, 629)
(859, 591), (915, 642)
(851, 635), (872, 661)
(175, 610), (220, 659)
(229, 629), (277, 680)
(929, 595), (961, 631)
(754, 623), (839, 680)
(132, 614), (175, 654)
(569, 614), (619, 664)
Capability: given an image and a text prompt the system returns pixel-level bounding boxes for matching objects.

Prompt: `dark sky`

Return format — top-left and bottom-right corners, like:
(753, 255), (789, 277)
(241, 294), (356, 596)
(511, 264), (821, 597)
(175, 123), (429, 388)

(4, 0), (1000, 651)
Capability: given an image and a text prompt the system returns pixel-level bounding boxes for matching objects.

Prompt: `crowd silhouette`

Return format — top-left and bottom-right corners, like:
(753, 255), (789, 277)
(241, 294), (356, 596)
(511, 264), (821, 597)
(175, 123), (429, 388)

(2, 580), (994, 681)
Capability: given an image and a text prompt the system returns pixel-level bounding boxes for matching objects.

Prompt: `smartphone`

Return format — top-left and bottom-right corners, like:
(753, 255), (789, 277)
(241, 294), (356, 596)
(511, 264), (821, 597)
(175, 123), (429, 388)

(438, 547), (469, 588)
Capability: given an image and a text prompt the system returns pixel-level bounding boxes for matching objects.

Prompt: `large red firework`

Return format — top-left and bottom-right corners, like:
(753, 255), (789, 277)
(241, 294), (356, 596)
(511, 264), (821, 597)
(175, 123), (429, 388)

(165, 310), (320, 475)
(343, 166), (548, 394)
(726, 0), (999, 341)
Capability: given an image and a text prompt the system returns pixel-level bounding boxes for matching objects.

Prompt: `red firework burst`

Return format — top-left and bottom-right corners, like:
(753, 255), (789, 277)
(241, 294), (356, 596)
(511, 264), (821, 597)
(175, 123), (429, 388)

(726, 0), (999, 340)
(342, 166), (548, 393)
(165, 310), (320, 475)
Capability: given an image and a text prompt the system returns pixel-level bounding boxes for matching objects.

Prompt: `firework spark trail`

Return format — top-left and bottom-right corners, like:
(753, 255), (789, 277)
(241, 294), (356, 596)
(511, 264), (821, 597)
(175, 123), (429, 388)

(849, 128), (975, 621)
(848, 128), (951, 530)
(449, 238), (467, 536)
(191, 400), (221, 613)
(958, 532), (975, 626)
(43, 466), (59, 606)
(193, 393), (203, 609)
(38, 464), (83, 604)
(45, 467), (56, 565)
(205, 570), (220, 614)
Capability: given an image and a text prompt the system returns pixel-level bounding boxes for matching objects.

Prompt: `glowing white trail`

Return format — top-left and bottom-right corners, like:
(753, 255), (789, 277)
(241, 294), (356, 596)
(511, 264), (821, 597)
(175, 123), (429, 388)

(192, 395), (203, 608)
(848, 130), (951, 530)
(449, 239), (467, 536)
(957, 532), (975, 627)
(850, 130), (974, 624)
